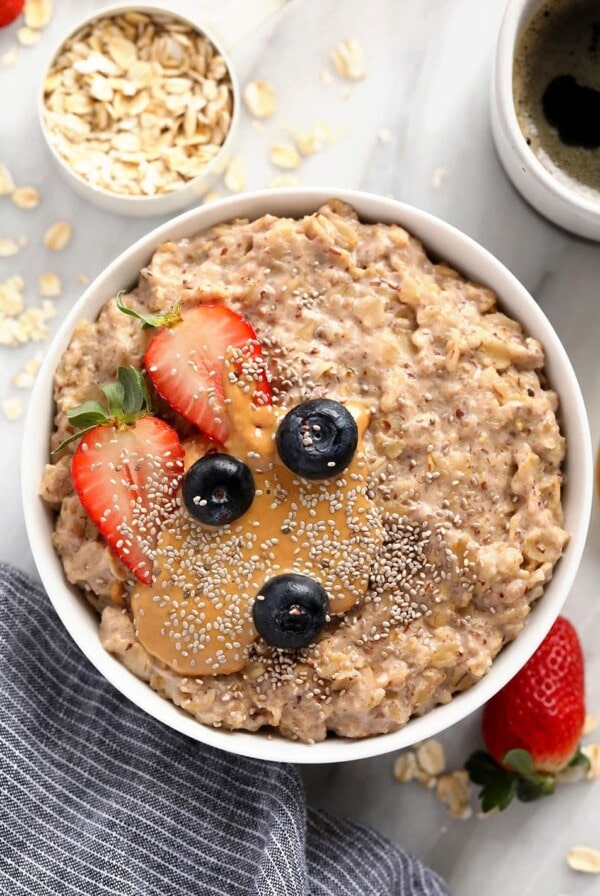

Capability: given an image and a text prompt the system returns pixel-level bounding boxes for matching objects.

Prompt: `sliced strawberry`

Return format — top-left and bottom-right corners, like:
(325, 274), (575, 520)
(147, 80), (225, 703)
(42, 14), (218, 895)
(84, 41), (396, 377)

(59, 366), (185, 584)
(72, 416), (184, 584)
(144, 304), (271, 444)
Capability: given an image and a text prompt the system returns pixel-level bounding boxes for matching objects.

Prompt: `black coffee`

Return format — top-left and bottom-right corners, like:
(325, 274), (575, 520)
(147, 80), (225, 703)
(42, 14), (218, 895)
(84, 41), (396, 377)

(513, 0), (600, 200)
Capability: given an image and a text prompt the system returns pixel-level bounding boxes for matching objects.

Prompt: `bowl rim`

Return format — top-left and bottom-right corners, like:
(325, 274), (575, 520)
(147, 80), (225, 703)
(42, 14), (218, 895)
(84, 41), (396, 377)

(22, 187), (593, 764)
(37, 2), (240, 207)
(495, 0), (600, 219)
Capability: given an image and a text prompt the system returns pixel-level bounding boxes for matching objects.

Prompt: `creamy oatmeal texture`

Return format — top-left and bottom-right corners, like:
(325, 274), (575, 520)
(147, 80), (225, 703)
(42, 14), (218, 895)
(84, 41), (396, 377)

(41, 200), (568, 743)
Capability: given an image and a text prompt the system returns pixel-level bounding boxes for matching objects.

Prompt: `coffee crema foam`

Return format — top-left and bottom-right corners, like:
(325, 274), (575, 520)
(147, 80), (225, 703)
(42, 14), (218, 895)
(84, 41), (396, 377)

(513, 0), (600, 202)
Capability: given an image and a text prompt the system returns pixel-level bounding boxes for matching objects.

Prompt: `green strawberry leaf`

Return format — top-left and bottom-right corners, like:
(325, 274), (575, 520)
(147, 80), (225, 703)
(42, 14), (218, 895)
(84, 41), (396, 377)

(465, 751), (502, 785)
(119, 366), (151, 415)
(53, 367), (154, 454)
(51, 424), (102, 454)
(66, 401), (109, 429)
(566, 747), (591, 773)
(480, 774), (518, 813)
(466, 749), (558, 812)
(101, 381), (125, 417)
(516, 773), (555, 802)
(466, 751), (519, 812)
(116, 291), (182, 330)
(503, 749), (535, 776)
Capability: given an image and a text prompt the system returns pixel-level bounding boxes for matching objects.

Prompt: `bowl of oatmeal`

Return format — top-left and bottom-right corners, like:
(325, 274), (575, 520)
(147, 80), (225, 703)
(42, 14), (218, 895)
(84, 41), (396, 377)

(38, 5), (238, 216)
(22, 190), (592, 763)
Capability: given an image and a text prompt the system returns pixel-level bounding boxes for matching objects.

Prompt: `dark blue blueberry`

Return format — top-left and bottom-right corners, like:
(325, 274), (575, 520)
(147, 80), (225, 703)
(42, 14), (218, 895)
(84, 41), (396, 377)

(182, 453), (254, 526)
(252, 574), (329, 648)
(275, 398), (358, 480)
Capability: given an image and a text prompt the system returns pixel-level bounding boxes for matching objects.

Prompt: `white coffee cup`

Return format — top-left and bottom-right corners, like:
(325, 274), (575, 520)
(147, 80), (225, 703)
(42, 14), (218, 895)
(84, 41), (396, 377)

(491, 0), (600, 241)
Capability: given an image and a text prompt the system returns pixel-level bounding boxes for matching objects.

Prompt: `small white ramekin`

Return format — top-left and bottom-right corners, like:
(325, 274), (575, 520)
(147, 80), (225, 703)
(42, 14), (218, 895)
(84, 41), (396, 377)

(38, 4), (240, 217)
(22, 189), (593, 763)
(491, 0), (600, 240)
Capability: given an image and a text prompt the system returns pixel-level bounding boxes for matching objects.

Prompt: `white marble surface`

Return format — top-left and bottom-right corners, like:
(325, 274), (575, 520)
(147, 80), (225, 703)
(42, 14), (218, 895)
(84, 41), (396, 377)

(1, 1), (600, 893)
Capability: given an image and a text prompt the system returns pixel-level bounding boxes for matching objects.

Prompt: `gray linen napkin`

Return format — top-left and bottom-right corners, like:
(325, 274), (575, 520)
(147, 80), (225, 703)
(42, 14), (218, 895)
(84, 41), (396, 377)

(0, 563), (449, 896)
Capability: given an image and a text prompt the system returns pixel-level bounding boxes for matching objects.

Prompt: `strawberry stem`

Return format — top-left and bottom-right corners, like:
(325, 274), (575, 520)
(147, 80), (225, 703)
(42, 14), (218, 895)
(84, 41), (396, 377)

(466, 749), (559, 812)
(52, 366), (152, 454)
(116, 291), (182, 330)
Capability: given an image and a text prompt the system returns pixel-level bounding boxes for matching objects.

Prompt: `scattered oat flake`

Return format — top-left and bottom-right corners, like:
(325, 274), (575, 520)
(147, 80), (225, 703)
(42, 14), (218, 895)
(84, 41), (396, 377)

(202, 191), (221, 204)
(393, 751), (418, 783)
(340, 86), (351, 100)
(432, 166), (449, 190)
(566, 846), (600, 873)
(18, 235), (27, 247)
(13, 372), (35, 389)
(24, 0), (53, 30)
(77, 273), (90, 285)
(223, 157), (246, 193)
(44, 221), (72, 251)
(414, 767), (437, 789)
(582, 744), (600, 780)
(13, 360), (39, 389)
(2, 398), (24, 422)
(268, 174), (299, 189)
(1, 47), (19, 67)
(289, 123), (332, 157)
(320, 68), (333, 86)
(436, 772), (473, 820)
(416, 740), (446, 776)
(0, 239), (20, 257)
(0, 299), (56, 346)
(0, 278), (25, 316)
(243, 81), (276, 119)
(584, 714), (598, 735)
(0, 164), (15, 195)
(270, 142), (301, 170)
(39, 272), (61, 297)
(17, 26), (41, 46)
(12, 187), (40, 209)
(331, 38), (367, 80)
(378, 128), (393, 144)
(13, 354), (42, 389)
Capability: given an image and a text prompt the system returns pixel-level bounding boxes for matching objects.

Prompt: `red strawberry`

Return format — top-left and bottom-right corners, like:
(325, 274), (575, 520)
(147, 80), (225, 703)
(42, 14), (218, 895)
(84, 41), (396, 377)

(60, 367), (184, 584)
(118, 296), (271, 444)
(467, 616), (588, 811)
(0, 0), (24, 28)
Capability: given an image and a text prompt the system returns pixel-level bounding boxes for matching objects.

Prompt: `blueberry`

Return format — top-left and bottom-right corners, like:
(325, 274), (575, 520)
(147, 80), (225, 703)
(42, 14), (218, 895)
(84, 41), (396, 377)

(252, 574), (329, 648)
(275, 399), (358, 480)
(182, 453), (254, 526)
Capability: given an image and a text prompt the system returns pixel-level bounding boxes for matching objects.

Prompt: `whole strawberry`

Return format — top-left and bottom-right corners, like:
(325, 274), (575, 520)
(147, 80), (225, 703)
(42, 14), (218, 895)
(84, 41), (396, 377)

(467, 616), (589, 811)
(0, 0), (24, 28)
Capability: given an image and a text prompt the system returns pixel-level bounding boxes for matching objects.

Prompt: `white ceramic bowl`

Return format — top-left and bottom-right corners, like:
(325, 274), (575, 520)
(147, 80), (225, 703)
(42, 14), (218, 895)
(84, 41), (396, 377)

(22, 189), (593, 763)
(38, 4), (240, 217)
(491, 0), (600, 240)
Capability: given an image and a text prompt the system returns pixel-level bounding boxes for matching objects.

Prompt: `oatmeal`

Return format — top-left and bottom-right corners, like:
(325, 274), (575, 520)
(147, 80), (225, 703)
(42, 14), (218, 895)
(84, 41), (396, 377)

(40, 200), (568, 742)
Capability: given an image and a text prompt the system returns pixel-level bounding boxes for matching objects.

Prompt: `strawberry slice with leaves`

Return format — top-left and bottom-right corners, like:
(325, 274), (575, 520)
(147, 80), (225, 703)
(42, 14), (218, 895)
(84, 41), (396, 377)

(58, 366), (184, 585)
(466, 616), (589, 811)
(117, 294), (271, 444)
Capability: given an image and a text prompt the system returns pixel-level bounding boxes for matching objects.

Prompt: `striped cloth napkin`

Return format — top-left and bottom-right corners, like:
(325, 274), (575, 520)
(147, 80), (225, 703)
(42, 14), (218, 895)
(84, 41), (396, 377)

(0, 563), (449, 896)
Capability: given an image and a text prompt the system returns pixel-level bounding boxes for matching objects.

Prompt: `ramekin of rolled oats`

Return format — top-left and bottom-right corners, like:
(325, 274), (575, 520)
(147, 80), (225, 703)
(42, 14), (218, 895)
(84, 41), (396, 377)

(38, 5), (238, 216)
(23, 190), (592, 763)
